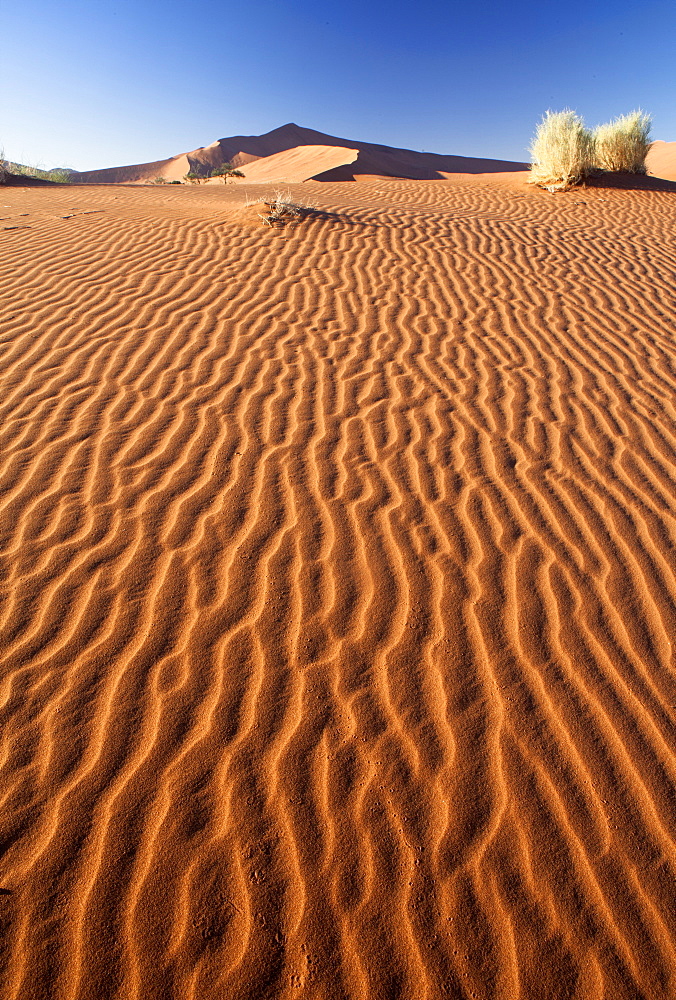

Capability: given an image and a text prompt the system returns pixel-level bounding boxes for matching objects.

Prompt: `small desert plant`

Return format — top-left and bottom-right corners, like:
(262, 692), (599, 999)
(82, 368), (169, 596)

(9, 162), (34, 177)
(2, 160), (71, 183)
(0, 149), (7, 184)
(529, 110), (595, 191)
(152, 176), (167, 185)
(258, 190), (312, 225)
(210, 163), (245, 178)
(184, 171), (201, 183)
(593, 111), (652, 173)
(45, 168), (72, 183)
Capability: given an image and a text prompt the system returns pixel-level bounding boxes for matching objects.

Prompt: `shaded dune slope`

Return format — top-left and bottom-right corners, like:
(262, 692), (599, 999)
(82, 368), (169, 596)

(70, 123), (529, 183)
(0, 179), (676, 999)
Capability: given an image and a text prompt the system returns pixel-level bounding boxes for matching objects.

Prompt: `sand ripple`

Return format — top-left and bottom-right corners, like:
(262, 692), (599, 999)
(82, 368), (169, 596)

(0, 179), (675, 998)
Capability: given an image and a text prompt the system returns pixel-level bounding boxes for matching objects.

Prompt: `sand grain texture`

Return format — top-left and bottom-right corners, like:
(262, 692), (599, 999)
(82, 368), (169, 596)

(0, 178), (676, 1000)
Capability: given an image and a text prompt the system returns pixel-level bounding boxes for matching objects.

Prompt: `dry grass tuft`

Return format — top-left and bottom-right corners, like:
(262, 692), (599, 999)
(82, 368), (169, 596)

(257, 190), (313, 226)
(593, 111), (652, 173)
(529, 110), (595, 191)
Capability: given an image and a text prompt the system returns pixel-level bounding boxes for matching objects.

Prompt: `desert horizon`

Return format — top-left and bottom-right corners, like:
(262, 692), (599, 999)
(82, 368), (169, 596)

(5, 121), (676, 188)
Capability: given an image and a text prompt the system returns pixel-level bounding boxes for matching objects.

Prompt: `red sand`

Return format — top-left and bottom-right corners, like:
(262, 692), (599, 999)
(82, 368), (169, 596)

(0, 175), (675, 999)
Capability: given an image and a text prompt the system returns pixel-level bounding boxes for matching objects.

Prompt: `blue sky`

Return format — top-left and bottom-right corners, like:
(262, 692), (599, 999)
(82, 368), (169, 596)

(3, 0), (675, 170)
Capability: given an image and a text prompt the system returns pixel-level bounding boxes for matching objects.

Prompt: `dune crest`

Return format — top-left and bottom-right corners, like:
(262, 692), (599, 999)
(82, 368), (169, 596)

(222, 145), (359, 184)
(69, 122), (529, 183)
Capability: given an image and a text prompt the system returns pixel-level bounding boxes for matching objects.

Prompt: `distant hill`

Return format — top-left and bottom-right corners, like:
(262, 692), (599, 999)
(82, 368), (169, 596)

(69, 123), (529, 184)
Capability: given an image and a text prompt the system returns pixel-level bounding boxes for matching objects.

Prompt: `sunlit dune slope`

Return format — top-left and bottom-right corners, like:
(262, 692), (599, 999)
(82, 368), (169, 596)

(223, 145), (359, 183)
(646, 139), (676, 180)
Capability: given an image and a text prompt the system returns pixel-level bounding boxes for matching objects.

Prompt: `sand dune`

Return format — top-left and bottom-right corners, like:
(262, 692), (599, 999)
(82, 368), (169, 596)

(1, 176), (676, 999)
(646, 139), (676, 180)
(70, 122), (529, 183)
(26, 126), (676, 187)
(219, 145), (359, 184)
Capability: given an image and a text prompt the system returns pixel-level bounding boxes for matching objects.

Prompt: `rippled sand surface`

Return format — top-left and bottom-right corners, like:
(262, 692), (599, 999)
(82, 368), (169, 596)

(1, 178), (675, 999)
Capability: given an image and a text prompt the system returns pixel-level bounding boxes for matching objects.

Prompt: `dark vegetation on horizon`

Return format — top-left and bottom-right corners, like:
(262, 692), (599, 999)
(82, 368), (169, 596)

(0, 152), (72, 184)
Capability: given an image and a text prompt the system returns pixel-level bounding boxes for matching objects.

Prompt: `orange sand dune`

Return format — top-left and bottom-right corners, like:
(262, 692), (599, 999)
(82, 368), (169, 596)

(1, 177), (676, 999)
(70, 122), (528, 183)
(227, 145), (359, 184)
(646, 139), (676, 180)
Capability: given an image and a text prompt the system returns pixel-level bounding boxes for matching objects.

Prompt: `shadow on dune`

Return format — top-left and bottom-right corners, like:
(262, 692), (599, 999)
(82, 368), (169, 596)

(313, 146), (528, 181)
(3, 174), (58, 187)
(583, 171), (676, 192)
(264, 208), (350, 228)
(304, 208), (347, 223)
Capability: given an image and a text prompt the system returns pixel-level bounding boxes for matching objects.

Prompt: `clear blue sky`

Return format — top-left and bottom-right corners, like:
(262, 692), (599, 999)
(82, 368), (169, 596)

(3, 0), (675, 170)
